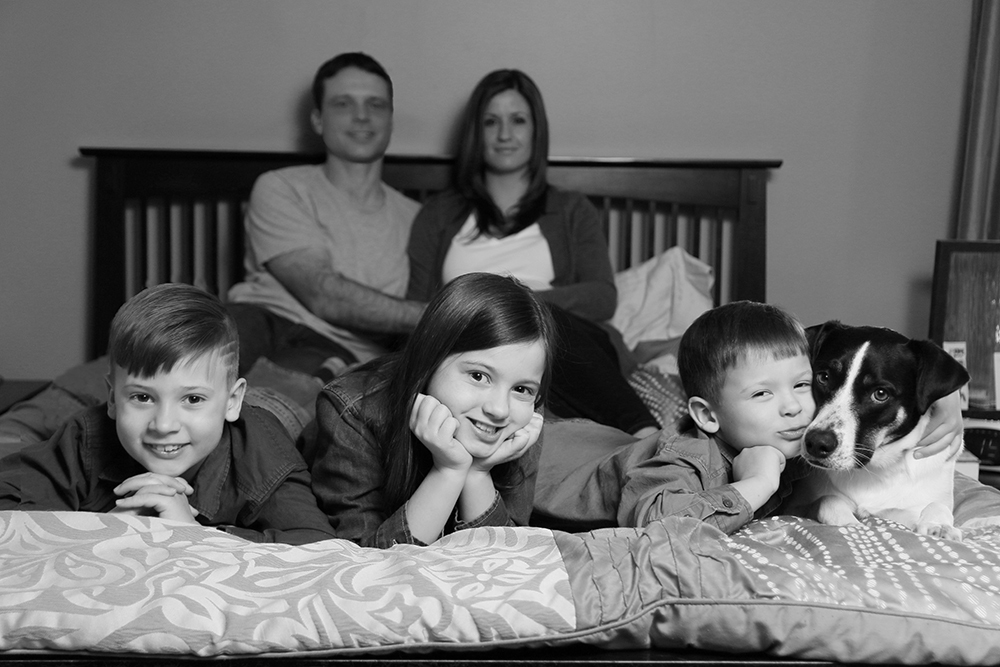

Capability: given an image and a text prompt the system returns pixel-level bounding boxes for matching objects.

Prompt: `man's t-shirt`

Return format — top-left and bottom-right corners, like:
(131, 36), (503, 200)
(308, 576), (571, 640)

(228, 165), (419, 363)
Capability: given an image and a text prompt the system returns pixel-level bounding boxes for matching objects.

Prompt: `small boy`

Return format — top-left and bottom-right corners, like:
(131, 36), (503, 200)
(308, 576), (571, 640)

(616, 300), (815, 533)
(0, 283), (336, 545)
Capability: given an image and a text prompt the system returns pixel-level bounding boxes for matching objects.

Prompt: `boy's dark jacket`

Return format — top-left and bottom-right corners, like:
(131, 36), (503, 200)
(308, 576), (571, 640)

(0, 403), (335, 545)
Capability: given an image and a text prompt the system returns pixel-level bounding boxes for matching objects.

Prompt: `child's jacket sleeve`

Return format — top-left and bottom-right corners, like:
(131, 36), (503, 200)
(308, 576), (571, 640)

(0, 407), (123, 512)
(617, 430), (754, 534)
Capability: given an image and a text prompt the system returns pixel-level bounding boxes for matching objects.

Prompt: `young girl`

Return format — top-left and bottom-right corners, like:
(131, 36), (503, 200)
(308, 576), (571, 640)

(305, 272), (557, 548)
(407, 68), (658, 437)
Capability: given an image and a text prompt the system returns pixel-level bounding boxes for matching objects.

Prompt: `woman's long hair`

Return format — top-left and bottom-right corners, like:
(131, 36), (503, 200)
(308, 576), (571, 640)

(368, 273), (557, 511)
(454, 69), (550, 237)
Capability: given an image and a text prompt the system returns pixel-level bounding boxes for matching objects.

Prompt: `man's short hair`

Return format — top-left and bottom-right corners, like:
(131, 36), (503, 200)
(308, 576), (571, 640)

(678, 300), (809, 405)
(311, 52), (393, 110)
(108, 283), (240, 385)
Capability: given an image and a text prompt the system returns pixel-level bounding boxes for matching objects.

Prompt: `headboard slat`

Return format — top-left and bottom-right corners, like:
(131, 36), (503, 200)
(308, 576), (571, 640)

(191, 200), (208, 295)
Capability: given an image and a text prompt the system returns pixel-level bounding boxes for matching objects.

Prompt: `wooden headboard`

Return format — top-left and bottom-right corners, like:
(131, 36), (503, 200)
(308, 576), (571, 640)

(79, 148), (780, 359)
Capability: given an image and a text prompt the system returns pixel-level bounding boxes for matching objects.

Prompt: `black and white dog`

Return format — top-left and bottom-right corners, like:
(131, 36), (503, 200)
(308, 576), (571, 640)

(791, 320), (970, 540)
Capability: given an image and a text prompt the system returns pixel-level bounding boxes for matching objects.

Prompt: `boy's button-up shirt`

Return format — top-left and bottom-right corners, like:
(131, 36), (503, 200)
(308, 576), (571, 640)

(618, 427), (809, 534)
(0, 404), (335, 545)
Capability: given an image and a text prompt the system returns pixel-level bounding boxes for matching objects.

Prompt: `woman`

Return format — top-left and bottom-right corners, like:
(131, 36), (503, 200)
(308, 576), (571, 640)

(407, 69), (658, 436)
(306, 273), (555, 548)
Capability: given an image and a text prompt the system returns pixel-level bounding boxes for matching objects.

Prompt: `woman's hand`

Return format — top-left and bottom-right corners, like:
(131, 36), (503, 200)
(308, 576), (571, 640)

(915, 390), (964, 459)
(470, 411), (544, 472)
(409, 393), (473, 471)
(112, 472), (199, 523)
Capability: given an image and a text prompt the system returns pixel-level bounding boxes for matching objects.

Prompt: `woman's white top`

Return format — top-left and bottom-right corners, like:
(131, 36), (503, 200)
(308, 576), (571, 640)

(441, 214), (555, 291)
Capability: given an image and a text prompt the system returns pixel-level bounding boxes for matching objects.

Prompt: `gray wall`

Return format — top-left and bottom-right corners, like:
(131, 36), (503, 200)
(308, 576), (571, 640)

(0, 0), (972, 378)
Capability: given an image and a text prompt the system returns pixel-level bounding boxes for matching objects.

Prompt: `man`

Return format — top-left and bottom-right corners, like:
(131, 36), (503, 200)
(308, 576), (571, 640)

(227, 53), (424, 378)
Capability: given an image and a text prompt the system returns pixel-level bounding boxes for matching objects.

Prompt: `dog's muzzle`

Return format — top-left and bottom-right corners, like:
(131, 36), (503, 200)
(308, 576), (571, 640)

(802, 424), (874, 469)
(804, 429), (838, 462)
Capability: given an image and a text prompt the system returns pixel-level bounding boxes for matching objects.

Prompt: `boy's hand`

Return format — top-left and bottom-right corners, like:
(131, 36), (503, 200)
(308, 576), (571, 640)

(112, 473), (199, 523)
(915, 390), (963, 459)
(114, 472), (194, 498)
(409, 394), (473, 471)
(471, 411), (543, 472)
(732, 446), (786, 490)
(730, 446), (786, 513)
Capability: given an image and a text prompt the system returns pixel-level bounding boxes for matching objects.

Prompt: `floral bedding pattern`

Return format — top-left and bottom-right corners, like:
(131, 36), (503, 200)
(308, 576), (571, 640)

(2, 510), (1000, 664)
(0, 512), (573, 656)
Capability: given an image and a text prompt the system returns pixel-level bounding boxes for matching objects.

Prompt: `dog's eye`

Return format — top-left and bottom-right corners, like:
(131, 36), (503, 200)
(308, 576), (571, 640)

(871, 388), (890, 403)
(815, 371), (829, 385)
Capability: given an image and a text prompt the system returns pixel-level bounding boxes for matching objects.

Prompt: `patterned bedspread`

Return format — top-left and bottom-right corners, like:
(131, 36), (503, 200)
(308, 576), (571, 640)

(1, 510), (1000, 664)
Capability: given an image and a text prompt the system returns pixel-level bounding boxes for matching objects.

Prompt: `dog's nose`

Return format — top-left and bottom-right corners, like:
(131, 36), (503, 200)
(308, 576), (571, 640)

(805, 430), (839, 459)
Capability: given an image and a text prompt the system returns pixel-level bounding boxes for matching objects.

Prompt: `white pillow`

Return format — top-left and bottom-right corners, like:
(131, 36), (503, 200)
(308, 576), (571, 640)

(611, 247), (714, 349)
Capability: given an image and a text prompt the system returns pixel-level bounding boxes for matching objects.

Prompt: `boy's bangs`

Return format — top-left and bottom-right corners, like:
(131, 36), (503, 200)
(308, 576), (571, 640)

(740, 339), (809, 366)
(116, 342), (238, 385)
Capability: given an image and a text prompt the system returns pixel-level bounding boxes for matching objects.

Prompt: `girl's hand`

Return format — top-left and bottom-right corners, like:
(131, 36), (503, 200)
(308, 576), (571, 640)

(409, 393), (472, 471)
(471, 411), (543, 472)
(112, 472), (199, 523)
(915, 390), (964, 459)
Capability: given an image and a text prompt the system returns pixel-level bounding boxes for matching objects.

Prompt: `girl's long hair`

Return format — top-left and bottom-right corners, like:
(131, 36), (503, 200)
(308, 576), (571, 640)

(367, 273), (556, 511)
(454, 69), (550, 238)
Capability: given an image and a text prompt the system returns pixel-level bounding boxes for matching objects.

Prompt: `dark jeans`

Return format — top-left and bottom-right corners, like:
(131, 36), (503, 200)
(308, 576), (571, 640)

(546, 306), (658, 435)
(227, 303), (357, 377)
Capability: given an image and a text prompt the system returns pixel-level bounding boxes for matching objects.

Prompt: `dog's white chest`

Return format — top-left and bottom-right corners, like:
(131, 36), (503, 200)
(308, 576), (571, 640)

(795, 414), (958, 536)
(810, 447), (954, 518)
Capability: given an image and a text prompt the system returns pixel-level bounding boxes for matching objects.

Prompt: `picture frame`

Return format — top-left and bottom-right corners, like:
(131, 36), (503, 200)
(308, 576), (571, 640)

(929, 239), (1000, 417)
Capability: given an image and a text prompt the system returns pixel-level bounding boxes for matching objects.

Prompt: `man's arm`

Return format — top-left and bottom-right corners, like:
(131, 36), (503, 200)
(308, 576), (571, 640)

(268, 246), (425, 335)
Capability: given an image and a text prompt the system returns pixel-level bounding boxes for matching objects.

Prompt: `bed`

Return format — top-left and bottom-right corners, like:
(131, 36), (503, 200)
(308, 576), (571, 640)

(4, 148), (1000, 665)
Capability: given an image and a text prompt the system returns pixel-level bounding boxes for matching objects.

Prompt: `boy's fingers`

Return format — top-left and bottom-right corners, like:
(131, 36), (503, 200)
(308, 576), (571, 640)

(169, 476), (194, 494)
(115, 483), (180, 498)
(115, 474), (192, 496)
(114, 496), (161, 511)
(915, 432), (963, 460)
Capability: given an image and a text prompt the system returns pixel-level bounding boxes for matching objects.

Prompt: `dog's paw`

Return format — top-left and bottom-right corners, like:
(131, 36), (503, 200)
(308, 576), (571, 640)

(917, 522), (963, 541)
(917, 503), (961, 541)
(817, 495), (861, 527)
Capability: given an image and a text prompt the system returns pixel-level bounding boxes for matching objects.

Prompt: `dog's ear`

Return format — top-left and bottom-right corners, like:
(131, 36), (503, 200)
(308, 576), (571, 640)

(805, 320), (843, 362)
(908, 339), (971, 413)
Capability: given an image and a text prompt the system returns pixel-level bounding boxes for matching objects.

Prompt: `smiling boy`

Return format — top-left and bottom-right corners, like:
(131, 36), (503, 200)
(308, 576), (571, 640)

(0, 284), (335, 545)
